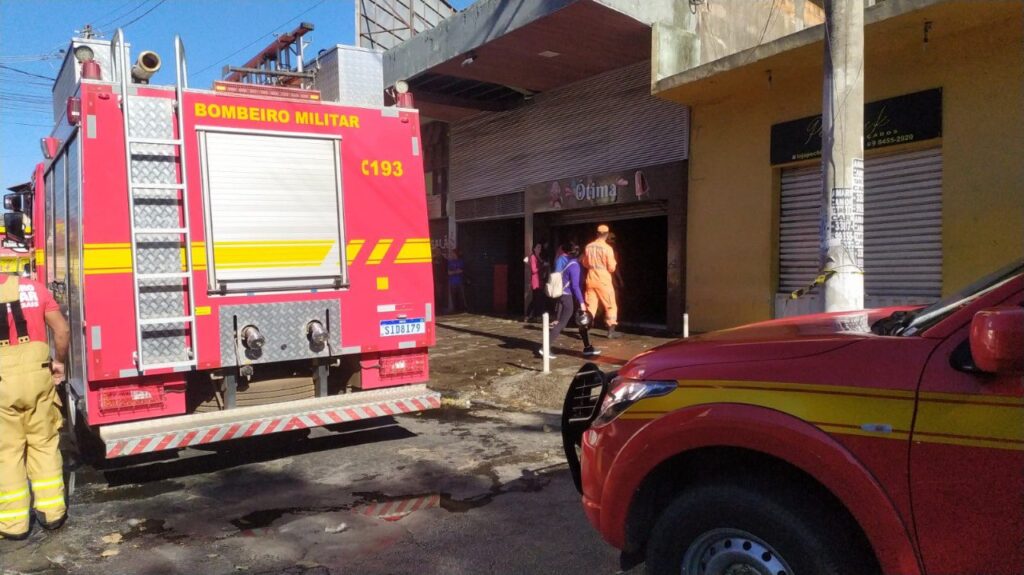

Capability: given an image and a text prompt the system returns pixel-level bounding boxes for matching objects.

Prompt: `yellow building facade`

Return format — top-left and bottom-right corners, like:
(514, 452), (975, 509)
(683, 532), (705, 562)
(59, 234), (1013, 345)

(654, 1), (1023, 332)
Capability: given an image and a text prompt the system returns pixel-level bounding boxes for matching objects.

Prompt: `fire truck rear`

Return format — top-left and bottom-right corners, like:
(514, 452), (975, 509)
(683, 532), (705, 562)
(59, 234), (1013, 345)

(2, 26), (440, 461)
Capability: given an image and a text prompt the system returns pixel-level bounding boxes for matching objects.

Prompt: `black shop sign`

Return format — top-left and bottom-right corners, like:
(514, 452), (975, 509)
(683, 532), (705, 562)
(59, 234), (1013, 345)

(770, 88), (942, 165)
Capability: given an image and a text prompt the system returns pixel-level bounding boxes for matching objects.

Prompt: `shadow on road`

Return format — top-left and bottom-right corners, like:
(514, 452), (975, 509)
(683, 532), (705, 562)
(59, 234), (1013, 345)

(437, 321), (632, 366)
(81, 419), (416, 489)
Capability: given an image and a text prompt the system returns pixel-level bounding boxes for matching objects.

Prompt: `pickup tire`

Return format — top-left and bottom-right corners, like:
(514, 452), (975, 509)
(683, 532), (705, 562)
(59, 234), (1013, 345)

(645, 481), (874, 575)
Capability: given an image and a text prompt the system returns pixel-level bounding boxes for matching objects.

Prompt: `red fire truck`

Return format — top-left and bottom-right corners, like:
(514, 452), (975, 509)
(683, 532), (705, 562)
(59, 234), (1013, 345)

(2, 27), (440, 461)
(563, 261), (1023, 575)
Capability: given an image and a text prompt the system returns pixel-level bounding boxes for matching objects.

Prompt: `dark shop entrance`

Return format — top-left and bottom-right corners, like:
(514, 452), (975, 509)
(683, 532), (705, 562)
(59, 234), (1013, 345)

(535, 211), (668, 328)
(455, 217), (525, 316)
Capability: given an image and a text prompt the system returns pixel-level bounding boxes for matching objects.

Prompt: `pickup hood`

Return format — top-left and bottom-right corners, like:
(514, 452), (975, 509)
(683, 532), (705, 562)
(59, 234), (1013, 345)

(624, 307), (914, 378)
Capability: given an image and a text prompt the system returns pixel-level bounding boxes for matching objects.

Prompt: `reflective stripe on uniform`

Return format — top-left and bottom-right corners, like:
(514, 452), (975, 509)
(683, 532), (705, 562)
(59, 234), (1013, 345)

(30, 476), (63, 490)
(0, 488), (28, 502)
(33, 496), (65, 509)
(0, 508), (29, 520)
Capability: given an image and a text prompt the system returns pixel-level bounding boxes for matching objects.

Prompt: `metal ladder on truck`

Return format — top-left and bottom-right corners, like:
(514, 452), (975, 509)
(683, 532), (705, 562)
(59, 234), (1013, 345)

(112, 29), (199, 373)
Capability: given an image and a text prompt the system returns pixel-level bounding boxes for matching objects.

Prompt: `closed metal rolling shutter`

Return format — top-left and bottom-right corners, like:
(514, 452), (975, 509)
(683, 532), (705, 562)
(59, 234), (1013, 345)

(863, 149), (943, 298)
(200, 131), (346, 292)
(450, 61), (689, 205)
(454, 192), (525, 221)
(778, 148), (943, 299)
(778, 165), (822, 294)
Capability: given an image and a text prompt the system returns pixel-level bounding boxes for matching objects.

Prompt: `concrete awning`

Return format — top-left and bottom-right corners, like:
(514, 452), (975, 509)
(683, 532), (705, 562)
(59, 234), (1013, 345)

(384, 0), (652, 121)
(653, 0), (1018, 106)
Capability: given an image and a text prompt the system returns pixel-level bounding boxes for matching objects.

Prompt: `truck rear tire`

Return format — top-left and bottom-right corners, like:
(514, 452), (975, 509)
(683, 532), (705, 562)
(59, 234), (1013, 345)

(645, 482), (876, 575)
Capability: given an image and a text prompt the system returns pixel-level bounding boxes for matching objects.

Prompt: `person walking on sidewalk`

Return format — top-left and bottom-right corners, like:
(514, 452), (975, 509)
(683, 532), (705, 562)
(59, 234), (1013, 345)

(542, 241), (600, 359)
(447, 248), (468, 313)
(581, 224), (621, 339)
(524, 243), (548, 323)
(0, 272), (70, 540)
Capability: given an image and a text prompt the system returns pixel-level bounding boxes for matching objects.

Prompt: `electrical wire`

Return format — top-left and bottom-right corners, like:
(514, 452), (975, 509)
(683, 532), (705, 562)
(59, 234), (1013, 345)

(191, 0), (328, 78)
(120, 0), (168, 29)
(94, 0), (159, 32)
(0, 52), (62, 64)
(736, 0), (779, 67)
(90, 0), (139, 29)
(0, 64), (55, 81)
(754, 0), (778, 55)
(0, 120), (54, 128)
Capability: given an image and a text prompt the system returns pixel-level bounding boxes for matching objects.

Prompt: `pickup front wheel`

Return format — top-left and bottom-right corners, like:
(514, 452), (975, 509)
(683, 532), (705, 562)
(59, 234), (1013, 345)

(645, 482), (874, 575)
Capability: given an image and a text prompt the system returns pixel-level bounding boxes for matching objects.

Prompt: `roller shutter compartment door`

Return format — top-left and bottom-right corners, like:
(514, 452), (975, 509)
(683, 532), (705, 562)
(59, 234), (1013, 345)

(777, 148), (943, 308)
(199, 131), (346, 293)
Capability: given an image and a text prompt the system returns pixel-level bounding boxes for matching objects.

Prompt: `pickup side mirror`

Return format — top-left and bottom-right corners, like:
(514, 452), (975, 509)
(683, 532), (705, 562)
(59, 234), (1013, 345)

(970, 307), (1024, 375)
(3, 212), (28, 244)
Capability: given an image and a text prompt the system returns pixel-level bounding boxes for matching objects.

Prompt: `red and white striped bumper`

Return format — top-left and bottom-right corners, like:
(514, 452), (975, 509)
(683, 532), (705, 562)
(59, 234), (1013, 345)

(99, 384), (441, 459)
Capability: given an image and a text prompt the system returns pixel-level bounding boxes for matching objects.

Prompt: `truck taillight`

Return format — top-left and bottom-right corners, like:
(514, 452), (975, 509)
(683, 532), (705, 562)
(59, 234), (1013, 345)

(380, 354), (426, 378)
(99, 386), (165, 414)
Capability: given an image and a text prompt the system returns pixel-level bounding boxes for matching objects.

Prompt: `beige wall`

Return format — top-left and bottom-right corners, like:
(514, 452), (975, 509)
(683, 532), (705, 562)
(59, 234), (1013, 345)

(683, 11), (1023, 332)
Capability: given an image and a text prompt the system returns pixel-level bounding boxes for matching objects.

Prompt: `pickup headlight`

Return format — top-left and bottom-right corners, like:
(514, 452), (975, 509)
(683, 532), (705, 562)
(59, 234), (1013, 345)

(591, 377), (676, 427)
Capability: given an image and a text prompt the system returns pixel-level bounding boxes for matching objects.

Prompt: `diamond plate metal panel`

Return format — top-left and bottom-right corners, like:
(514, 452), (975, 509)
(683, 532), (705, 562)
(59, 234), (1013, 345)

(141, 322), (191, 365)
(218, 301), (342, 366)
(128, 95), (188, 367)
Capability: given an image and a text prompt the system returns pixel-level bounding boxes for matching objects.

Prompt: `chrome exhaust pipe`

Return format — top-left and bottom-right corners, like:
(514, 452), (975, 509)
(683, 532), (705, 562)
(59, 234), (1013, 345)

(131, 51), (161, 83)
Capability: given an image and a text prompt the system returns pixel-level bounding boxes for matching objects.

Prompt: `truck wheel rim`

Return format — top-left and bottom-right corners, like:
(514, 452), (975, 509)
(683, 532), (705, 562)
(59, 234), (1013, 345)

(681, 528), (794, 575)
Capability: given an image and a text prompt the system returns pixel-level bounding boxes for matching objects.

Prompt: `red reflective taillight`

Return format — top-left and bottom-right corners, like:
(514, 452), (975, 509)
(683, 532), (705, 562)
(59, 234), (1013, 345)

(98, 386), (165, 415)
(380, 354), (426, 378)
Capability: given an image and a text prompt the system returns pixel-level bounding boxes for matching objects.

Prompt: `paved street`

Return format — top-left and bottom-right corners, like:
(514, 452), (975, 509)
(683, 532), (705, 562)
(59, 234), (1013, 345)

(0, 407), (621, 575)
(1, 315), (672, 575)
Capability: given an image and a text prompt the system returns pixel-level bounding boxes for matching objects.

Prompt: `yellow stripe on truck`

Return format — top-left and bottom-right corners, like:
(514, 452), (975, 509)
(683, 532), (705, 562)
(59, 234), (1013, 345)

(394, 238), (432, 263)
(620, 380), (1024, 452)
(212, 240), (334, 270)
(83, 238), (431, 274)
(346, 240), (365, 264)
(366, 239), (393, 265)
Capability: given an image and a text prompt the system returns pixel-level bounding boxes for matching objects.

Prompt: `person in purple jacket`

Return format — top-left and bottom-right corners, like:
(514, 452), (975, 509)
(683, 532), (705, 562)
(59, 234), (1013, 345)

(542, 241), (600, 359)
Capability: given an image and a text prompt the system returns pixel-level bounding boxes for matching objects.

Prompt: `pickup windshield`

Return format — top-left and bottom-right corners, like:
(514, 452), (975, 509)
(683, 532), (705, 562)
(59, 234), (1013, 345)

(892, 259), (1024, 336)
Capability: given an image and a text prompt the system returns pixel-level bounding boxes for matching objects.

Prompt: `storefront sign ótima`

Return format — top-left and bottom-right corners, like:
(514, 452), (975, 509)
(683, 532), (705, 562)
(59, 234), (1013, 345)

(530, 164), (678, 213)
(770, 88), (943, 165)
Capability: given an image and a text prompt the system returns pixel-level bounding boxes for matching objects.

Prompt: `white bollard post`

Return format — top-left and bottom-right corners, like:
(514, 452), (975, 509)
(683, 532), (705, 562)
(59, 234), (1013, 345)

(683, 313), (689, 339)
(542, 311), (550, 374)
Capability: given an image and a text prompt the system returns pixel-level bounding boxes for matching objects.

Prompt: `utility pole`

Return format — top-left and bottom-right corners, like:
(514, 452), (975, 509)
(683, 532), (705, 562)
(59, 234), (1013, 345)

(820, 0), (865, 312)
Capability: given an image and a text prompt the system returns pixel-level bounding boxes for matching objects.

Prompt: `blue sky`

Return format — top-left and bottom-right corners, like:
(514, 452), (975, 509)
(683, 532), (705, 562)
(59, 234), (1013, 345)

(0, 0), (474, 189)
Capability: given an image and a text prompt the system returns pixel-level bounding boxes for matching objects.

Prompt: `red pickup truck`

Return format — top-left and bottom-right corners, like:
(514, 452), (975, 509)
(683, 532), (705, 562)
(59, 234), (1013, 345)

(563, 261), (1023, 575)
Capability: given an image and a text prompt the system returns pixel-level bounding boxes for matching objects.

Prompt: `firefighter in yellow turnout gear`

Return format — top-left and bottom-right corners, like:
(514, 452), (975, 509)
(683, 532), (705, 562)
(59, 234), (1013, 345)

(0, 273), (70, 539)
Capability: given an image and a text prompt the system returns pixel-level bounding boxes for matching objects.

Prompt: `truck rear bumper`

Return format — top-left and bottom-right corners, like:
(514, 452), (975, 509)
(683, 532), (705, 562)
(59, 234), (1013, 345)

(99, 384), (440, 459)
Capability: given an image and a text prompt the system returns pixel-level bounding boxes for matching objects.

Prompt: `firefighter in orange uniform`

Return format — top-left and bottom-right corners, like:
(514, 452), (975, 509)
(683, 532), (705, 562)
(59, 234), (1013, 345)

(0, 272), (70, 539)
(581, 224), (621, 339)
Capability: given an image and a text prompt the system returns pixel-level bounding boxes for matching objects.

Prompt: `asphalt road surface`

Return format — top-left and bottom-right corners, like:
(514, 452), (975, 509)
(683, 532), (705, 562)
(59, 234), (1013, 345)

(0, 407), (624, 575)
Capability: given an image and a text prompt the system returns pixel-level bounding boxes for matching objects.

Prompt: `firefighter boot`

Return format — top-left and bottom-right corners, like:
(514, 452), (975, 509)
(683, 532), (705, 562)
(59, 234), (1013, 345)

(607, 326), (622, 339)
(0, 340), (65, 536)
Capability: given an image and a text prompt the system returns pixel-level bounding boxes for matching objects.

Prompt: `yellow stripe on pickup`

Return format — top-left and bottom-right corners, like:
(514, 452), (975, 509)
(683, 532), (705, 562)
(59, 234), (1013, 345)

(621, 380), (1024, 452)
